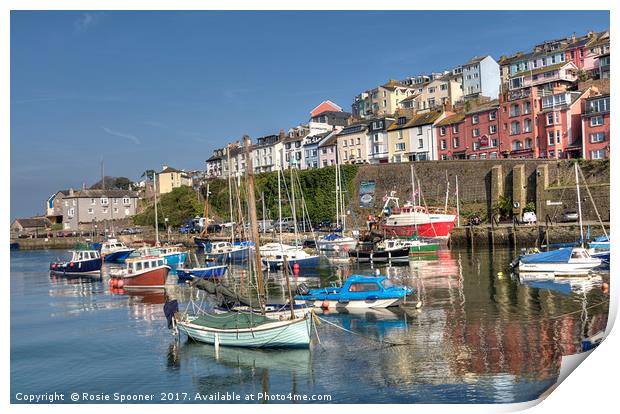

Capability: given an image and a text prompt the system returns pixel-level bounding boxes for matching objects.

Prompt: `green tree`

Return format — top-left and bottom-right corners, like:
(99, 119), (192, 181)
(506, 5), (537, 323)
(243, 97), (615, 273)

(133, 186), (202, 228)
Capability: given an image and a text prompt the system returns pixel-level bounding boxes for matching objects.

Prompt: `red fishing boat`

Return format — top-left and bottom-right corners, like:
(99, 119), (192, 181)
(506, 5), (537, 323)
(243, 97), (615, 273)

(109, 256), (170, 289)
(380, 192), (456, 239)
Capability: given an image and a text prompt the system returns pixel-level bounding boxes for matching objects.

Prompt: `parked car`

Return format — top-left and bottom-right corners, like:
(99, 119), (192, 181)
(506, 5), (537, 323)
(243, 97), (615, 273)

(314, 220), (332, 231)
(273, 217), (294, 232)
(207, 223), (222, 233)
(258, 220), (274, 233)
(561, 209), (579, 223)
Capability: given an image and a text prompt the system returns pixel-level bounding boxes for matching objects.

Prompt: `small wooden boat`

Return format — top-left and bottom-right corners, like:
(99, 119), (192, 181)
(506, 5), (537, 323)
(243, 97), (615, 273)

(176, 312), (313, 348)
(100, 239), (134, 262)
(110, 256), (170, 289)
(176, 265), (228, 282)
(50, 249), (102, 276)
(294, 274), (413, 309)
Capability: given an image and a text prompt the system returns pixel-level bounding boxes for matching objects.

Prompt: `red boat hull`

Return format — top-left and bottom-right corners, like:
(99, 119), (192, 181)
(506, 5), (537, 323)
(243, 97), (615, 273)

(381, 220), (455, 239)
(117, 266), (169, 289)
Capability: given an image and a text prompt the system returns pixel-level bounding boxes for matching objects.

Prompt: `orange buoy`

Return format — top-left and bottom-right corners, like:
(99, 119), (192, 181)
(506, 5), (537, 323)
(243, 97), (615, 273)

(293, 263), (300, 274)
(602, 283), (609, 294)
(116, 279), (124, 288)
(69, 261), (74, 267)
(321, 300), (330, 309)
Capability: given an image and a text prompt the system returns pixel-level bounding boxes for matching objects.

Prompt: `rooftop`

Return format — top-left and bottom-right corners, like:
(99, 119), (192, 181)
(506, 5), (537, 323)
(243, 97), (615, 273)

(65, 189), (139, 199)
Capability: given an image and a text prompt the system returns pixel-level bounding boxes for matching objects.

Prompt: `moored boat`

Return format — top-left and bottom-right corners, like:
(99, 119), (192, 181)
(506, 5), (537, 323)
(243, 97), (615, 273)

(517, 247), (602, 275)
(49, 249), (102, 276)
(317, 233), (358, 251)
(110, 256), (170, 289)
(100, 239), (134, 262)
(176, 312), (313, 348)
(294, 274), (413, 309)
(262, 248), (321, 270)
(176, 264), (228, 282)
(349, 239), (409, 263)
(379, 192), (456, 239)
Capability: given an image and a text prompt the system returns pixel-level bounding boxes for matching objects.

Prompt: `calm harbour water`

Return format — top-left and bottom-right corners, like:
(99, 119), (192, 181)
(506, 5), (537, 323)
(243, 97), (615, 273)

(11, 248), (609, 404)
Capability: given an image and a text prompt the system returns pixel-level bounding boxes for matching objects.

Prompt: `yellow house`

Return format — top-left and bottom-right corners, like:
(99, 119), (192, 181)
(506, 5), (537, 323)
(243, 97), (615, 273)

(386, 115), (413, 163)
(355, 80), (419, 118)
(157, 165), (193, 194)
(336, 121), (369, 164)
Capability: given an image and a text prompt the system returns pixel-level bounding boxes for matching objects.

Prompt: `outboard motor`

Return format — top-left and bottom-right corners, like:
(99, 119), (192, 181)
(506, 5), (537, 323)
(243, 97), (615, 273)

(296, 282), (309, 296)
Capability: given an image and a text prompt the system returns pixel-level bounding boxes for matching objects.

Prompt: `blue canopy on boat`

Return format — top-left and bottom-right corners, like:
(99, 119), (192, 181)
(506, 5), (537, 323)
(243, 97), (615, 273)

(593, 235), (610, 242)
(323, 233), (343, 241)
(520, 248), (572, 264)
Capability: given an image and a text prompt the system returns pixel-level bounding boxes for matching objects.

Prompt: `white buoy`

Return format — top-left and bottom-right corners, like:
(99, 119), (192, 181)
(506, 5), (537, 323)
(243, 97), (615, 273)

(416, 301), (422, 309)
(375, 268), (380, 276)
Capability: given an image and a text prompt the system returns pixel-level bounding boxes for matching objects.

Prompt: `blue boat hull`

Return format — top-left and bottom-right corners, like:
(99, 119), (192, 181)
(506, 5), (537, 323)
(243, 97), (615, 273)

(177, 265), (228, 281)
(264, 255), (321, 271)
(50, 258), (102, 275)
(163, 252), (188, 266)
(103, 250), (134, 263)
(206, 247), (252, 264)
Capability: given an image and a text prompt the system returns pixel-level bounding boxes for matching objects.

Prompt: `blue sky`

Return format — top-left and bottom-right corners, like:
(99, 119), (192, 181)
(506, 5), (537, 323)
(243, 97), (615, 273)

(10, 10), (609, 218)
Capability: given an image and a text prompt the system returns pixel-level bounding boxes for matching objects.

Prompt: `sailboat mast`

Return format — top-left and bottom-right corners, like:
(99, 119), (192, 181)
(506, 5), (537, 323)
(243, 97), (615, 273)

(290, 167), (299, 245)
(339, 163), (346, 231)
(243, 135), (265, 312)
(278, 168), (283, 245)
(410, 164), (416, 204)
(335, 157), (340, 229)
(444, 171), (450, 213)
(201, 182), (210, 236)
(575, 162), (585, 247)
(455, 175), (461, 227)
(227, 145), (234, 243)
(153, 172), (159, 245)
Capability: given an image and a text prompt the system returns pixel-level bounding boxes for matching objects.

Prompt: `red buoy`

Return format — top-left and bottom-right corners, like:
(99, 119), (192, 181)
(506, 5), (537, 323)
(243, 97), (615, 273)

(69, 262), (74, 267)
(602, 283), (609, 294)
(293, 263), (300, 274)
(116, 279), (124, 288)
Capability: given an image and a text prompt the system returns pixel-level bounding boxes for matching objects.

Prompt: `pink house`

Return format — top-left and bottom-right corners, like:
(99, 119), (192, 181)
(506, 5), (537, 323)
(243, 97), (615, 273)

(318, 130), (339, 168)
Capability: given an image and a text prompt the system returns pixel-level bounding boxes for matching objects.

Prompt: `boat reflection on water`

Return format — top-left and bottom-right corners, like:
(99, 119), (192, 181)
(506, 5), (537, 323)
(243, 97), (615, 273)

(317, 307), (408, 340)
(516, 272), (604, 295)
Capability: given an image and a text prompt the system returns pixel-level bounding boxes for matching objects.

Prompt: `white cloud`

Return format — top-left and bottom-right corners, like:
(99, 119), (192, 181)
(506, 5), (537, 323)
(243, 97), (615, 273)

(102, 127), (141, 145)
(74, 12), (103, 32)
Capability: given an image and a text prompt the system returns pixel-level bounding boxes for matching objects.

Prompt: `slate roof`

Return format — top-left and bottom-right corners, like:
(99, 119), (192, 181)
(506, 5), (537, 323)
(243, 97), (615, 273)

(465, 99), (500, 115)
(387, 110), (443, 131)
(14, 217), (52, 228)
(435, 113), (466, 126)
(65, 189), (139, 199)
(161, 166), (181, 174)
(318, 132), (339, 148)
(510, 61), (574, 79)
(463, 56), (487, 66)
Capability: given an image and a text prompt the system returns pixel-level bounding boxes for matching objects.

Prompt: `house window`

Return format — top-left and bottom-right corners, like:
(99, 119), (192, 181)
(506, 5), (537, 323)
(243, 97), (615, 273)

(102, 208), (108, 214)
(510, 121), (521, 135)
(440, 126), (446, 136)
(395, 143), (405, 151)
(591, 149), (606, 159)
(417, 127), (423, 135)
(356, 137), (361, 145)
(590, 116), (604, 126)
(453, 137), (460, 148)
(100, 197), (109, 205)
(373, 134), (380, 142)
(440, 140), (447, 150)
(472, 115), (479, 124)
(546, 112), (554, 126)
(590, 132), (605, 143)
(440, 154), (448, 160)
(349, 138), (354, 146)
(490, 152), (498, 159)
(491, 138), (498, 147)
(382, 100), (387, 108)
(113, 198), (118, 204)
(452, 124), (459, 133)
(88, 208), (94, 214)
(547, 131), (554, 145)
(113, 207), (119, 213)
(472, 128), (480, 138)
(489, 111), (497, 121)
(556, 130), (561, 144)
(91, 198), (96, 205)
(469, 154), (477, 160)
(418, 138), (424, 148)
(343, 140), (348, 147)
(68, 208), (75, 218)
(510, 104), (520, 117)
(480, 153), (487, 159)
(473, 142), (480, 151)
(489, 125), (497, 134)
(512, 140), (522, 151)
(525, 138), (532, 148)
(523, 101), (531, 114)
(523, 118), (532, 133)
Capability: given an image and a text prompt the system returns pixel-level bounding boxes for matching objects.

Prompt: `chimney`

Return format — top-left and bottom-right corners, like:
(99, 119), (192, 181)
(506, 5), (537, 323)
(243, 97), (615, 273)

(69, 188), (74, 196)
(162, 164), (168, 171)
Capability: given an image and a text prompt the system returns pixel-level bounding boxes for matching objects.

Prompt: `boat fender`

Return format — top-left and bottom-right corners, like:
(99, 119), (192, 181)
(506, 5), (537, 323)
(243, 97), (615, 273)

(293, 263), (300, 273)
(69, 262), (74, 267)
(321, 300), (330, 309)
(116, 279), (124, 288)
(602, 283), (609, 294)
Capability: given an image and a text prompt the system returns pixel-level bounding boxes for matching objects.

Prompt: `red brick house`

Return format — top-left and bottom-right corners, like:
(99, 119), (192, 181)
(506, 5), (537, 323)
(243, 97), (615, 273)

(581, 93), (610, 159)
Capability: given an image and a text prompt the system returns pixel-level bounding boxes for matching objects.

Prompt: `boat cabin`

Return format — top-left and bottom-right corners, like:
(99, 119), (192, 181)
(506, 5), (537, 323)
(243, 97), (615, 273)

(127, 257), (166, 273)
(344, 275), (395, 292)
(71, 250), (100, 261)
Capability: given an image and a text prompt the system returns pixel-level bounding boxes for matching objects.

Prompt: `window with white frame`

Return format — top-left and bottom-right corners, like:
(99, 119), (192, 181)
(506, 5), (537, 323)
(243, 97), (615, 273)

(440, 126), (446, 136)
(590, 116), (604, 126)
(91, 198), (96, 205)
(556, 130), (561, 144)
(590, 132), (605, 143)
(452, 124), (459, 133)
(100, 197), (109, 205)
(418, 138), (424, 148)
(398, 130), (403, 140)
(510, 121), (521, 135)
(546, 112), (554, 125)
(472, 128), (480, 137)
(489, 111), (497, 121)
(395, 142), (405, 151)
(473, 142), (480, 151)
(68, 208), (75, 218)
(523, 101), (531, 114)
(512, 140), (522, 151)
(88, 208), (94, 214)
(490, 152), (497, 159)
(523, 118), (532, 132)
(510, 104), (520, 117)
(489, 125), (497, 134)
(472, 114), (479, 124)
(453, 137), (460, 148)
(417, 127), (423, 135)
(547, 131), (554, 145)
(590, 149), (605, 159)
(440, 140), (447, 150)
(525, 138), (532, 148)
